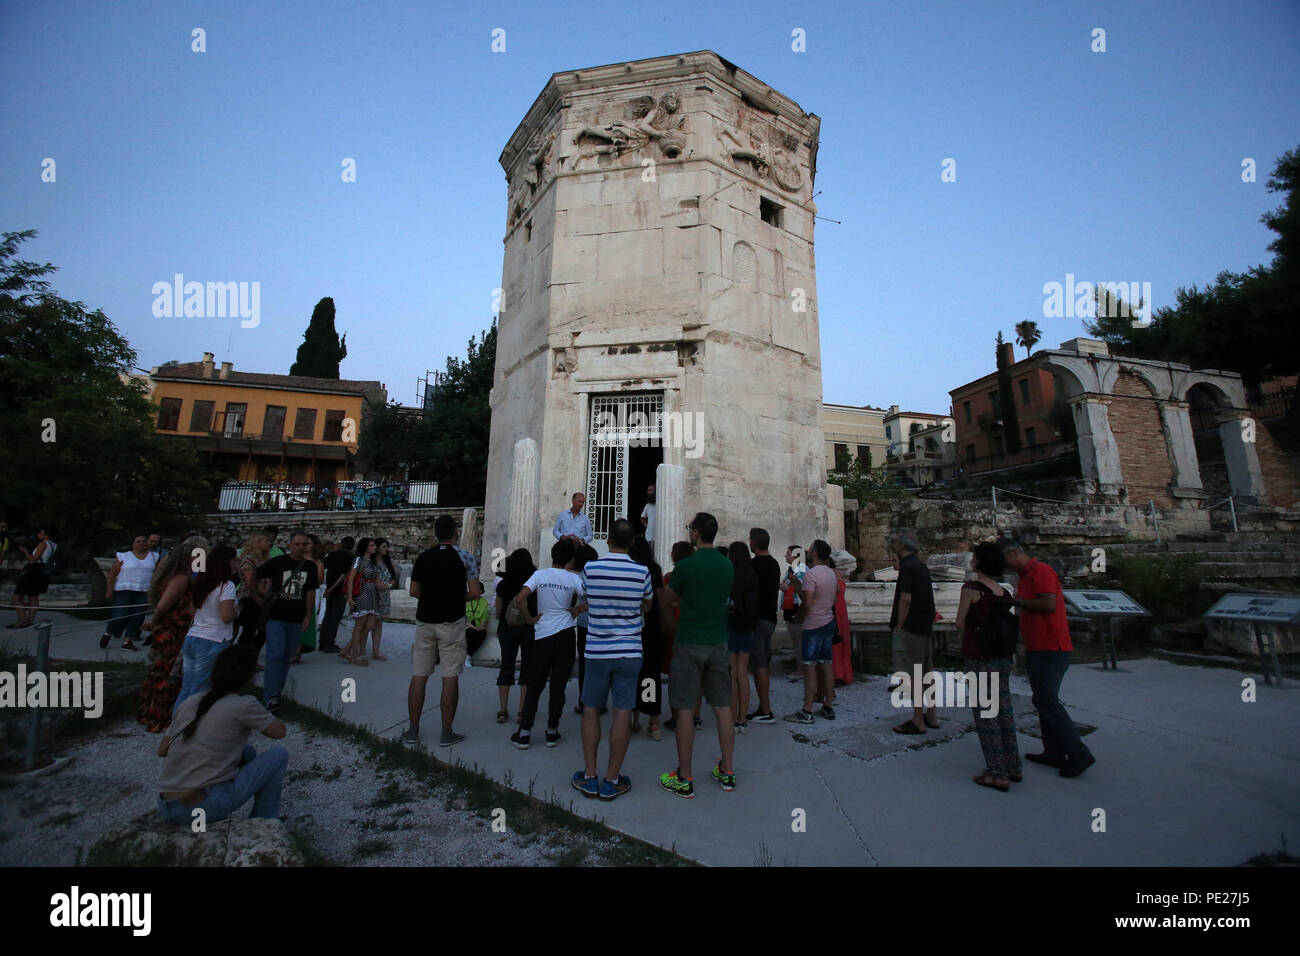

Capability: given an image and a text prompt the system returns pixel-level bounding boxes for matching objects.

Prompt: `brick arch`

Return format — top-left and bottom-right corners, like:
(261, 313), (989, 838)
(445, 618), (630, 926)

(1109, 367), (1174, 505)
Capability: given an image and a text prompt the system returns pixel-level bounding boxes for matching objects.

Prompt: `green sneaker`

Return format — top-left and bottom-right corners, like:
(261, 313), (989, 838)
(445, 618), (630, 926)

(658, 769), (695, 799)
(711, 764), (736, 792)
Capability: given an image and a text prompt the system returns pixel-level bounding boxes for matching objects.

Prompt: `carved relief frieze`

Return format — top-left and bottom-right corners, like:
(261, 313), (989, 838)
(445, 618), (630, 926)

(717, 107), (803, 193)
(572, 92), (690, 170)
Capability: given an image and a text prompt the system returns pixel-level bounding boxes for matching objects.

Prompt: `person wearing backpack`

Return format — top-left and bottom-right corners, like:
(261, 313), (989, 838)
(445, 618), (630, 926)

(726, 540), (760, 734)
(494, 548), (537, 724)
(9, 527), (58, 629)
(955, 542), (1022, 792)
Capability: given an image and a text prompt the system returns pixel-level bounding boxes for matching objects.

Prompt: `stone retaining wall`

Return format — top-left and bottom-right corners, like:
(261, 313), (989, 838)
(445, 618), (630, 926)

(204, 507), (486, 562)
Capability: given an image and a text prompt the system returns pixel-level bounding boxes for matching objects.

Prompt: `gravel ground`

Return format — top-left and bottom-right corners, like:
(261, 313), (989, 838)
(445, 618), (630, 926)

(0, 717), (646, 867)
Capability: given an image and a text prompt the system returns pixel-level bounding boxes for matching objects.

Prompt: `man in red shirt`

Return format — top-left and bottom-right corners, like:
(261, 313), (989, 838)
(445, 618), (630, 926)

(998, 537), (1096, 778)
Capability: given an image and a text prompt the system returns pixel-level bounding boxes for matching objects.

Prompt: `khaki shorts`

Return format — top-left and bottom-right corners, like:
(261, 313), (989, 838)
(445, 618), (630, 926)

(669, 643), (731, 711)
(892, 627), (933, 676)
(413, 619), (467, 678)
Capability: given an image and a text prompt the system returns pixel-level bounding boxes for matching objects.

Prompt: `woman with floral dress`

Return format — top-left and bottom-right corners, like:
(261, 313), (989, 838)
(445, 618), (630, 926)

(340, 538), (388, 666)
(138, 536), (208, 732)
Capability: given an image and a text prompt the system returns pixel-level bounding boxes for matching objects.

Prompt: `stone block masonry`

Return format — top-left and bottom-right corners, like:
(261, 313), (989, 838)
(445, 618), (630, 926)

(204, 507), (485, 564)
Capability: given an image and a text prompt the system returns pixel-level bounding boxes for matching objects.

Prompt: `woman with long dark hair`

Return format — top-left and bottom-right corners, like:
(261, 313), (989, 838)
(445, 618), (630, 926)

(175, 545), (238, 710)
(628, 536), (667, 740)
(339, 537), (387, 666)
(494, 548), (536, 724)
(156, 643), (288, 825)
(727, 541), (760, 734)
(137, 535), (208, 732)
(366, 538), (398, 661)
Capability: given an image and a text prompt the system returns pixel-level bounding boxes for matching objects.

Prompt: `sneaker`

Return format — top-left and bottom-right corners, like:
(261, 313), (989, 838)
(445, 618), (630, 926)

(658, 770), (694, 799)
(817, 705), (836, 721)
(142, 635), (153, 647)
(664, 716), (677, 731)
(599, 775), (632, 801)
(400, 728), (421, 747)
(571, 771), (599, 798)
(784, 709), (814, 725)
(748, 710), (775, 724)
(693, 717), (702, 729)
(735, 720), (749, 734)
(121, 640), (138, 652)
(439, 730), (466, 748)
(510, 730), (531, 750)
(99, 634), (111, 649)
(265, 697), (281, 713)
(545, 728), (560, 747)
(711, 763), (736, 791)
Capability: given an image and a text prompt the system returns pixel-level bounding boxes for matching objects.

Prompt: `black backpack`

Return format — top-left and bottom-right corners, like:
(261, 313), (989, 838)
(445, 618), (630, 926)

(978, 588), (1020, 658)
(41, 542), (66, 578)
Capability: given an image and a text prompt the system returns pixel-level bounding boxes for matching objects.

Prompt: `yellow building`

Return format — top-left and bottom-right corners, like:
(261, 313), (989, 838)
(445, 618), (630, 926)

(823, 403), (889, 472)
(149, 352), (386, 486)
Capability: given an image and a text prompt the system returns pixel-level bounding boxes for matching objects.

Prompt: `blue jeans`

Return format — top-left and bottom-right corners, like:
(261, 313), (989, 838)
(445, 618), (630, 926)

(1025, 650), (1092, 762)
(581, 655), (642, 710)
(106, 590), (148, 640)
(175, 637), (230, 714)
(801, 620), (836, 664)
(156, 744), (288, 825)
(263, 619), (301, 701)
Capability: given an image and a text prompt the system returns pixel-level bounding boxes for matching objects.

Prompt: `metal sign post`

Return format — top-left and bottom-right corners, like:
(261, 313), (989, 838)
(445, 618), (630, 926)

(1062, 590), (1151, 672)
(1203, 593), (1300, 686)
(24, 621), (52, 771)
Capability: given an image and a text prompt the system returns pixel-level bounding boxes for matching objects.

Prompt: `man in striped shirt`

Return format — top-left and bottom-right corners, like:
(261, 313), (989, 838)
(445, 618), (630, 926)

(572, 519), (652, 801)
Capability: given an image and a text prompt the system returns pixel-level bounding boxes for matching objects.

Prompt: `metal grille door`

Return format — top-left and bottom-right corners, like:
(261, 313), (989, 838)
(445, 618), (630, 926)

(586, 393), (662, 540)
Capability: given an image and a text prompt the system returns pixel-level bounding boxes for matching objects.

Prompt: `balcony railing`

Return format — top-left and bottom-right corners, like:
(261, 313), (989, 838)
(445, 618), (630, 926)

(216, 480), (439, 512)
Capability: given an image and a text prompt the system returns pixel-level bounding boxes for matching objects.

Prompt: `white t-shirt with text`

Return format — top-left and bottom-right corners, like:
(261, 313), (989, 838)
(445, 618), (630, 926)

(522, 567), (585, 640)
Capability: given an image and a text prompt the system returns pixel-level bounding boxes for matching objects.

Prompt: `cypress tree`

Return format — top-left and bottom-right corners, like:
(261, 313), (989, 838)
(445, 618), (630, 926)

(290, 297), (347, 378)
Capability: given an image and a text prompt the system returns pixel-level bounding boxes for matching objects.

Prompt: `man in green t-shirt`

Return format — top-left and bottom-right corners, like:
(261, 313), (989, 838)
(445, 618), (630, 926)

(660, 512), (736, 799)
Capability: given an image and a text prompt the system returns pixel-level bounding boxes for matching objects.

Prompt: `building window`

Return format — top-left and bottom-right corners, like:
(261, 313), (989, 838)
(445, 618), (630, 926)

(759, 197), (783, 227)
(188, 400), (214, 433)
(293, 408), (318, 441)
(885, 425), (892, 439)
(993, 435), (1005, 456)
(222, 403), (246, 438)
(157, 397), (182, 431)
(963, 400), (972, 424)
(1019, 378), (1031, 406)
(833, 443), (849, 470)
(856, 444), (871, 466)
(323, 409), (346, 442)
(965, 444), (976, 463)
(988, 391), (1001, 417)
(263, 405), (286, 440)
(1026, 427), (1037, 447)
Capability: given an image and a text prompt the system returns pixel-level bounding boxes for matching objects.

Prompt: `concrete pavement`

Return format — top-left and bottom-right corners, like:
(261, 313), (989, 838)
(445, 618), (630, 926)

(4, 609), (1297, 866)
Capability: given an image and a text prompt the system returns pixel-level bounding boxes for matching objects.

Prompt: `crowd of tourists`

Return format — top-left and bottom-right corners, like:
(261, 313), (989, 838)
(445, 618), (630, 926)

(14, 500), (1093, 827)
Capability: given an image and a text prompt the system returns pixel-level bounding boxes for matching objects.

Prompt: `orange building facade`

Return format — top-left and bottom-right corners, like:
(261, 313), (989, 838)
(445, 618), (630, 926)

(949, 343), (1071, 474)
(148, 353), (385, 486)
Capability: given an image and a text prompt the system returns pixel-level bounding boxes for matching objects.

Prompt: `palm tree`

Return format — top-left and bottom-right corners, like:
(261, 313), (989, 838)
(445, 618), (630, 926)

(1015, 319), (1041, 359)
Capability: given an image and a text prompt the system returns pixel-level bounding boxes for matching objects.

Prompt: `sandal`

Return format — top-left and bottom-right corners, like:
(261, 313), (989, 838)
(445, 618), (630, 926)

(893, 722), (925, 735)
(972, 772), (1010, 792)
(496, 710), (508, 724)
(1008, 771), (1023, 783)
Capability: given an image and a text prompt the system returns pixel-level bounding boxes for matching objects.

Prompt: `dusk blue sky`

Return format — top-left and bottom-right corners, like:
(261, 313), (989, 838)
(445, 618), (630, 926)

(3, 0), (1297, 414)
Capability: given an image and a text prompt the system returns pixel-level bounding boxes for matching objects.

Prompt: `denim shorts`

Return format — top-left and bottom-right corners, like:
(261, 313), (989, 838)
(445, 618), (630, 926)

(801, 620), (836, 664)
(581, 655), (642, 711)
(726, 624), (754, 655)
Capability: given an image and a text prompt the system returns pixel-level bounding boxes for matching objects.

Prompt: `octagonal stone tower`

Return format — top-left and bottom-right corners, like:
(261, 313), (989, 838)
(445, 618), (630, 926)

(484, 51), (828, 566)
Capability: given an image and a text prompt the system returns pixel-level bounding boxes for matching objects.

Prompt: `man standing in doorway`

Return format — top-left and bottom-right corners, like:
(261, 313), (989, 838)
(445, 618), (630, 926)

(660, 512), (736, 798)
(997, 536), (1095, 778)
(554, 492), (594, 545)
(640, 484), (656, 544)
(404, 516), (479, 748)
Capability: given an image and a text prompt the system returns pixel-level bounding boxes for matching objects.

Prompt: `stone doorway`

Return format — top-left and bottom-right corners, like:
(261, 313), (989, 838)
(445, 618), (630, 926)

(585, 392), (664, 541)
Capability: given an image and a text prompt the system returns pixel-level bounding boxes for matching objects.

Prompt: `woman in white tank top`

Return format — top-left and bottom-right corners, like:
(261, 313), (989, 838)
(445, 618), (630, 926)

(101, 535), (158, 651)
